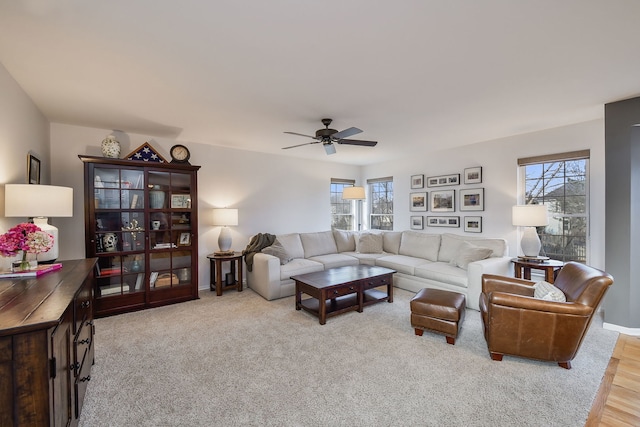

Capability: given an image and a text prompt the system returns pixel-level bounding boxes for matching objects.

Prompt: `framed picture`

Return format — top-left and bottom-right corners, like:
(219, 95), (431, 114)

(460, 188), (484, 211)
(427, 173), (460, 188)
(427, 216), (460, 228)
(464, 216), (482, 233)
(411, 174), (424, 189)
(28, 154), (41, 184)
(171, 194), (191, 209)
(178, 232), (191, 246)
(410, 192), (428, 212)
(430, 190), (455, 212)
(410, 216), (424, 230)
(464, 166), (482, 184)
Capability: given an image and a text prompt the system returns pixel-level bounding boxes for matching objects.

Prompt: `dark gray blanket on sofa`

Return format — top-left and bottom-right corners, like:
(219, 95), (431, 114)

(242, 233), (276, 271)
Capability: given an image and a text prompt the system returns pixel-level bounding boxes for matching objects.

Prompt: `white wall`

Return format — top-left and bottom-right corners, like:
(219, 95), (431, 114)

(50, 123), (360, 289)
(363, 119), (606, 269)
(0, 63), (50, 270)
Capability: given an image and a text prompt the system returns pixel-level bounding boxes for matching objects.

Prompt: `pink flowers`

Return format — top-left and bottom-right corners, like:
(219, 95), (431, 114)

(0, 223), (54, 257)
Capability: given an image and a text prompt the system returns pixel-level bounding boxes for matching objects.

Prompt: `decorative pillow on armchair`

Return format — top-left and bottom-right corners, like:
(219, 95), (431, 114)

(449, 241), (493, 270)
(261, 239), (293, 265)
(533, 281), (567, 302)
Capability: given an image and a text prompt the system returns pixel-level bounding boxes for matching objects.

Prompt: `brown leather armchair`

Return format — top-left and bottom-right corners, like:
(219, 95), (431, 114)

(479, 261), (613, 369)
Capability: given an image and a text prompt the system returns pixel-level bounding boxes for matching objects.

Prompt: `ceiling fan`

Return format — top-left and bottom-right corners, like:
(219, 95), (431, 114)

(283, 118), (378, 155)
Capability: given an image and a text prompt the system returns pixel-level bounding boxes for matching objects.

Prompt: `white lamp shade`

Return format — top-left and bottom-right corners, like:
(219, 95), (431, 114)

(5, 184), (73, 217)
(512, 204), (549, 227)
(212, 208), (238, 226)
(342, 186), (366, 200)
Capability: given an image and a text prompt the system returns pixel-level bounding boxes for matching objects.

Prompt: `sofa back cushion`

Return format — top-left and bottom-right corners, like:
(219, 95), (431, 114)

(438, 233), (507, 262)
(399, 231), (441, 261)
(383, 231), (402, 254)
(333, 230), (356, 252)
(276, 233), (305, 259)
(356, 233), (384, 254)
(300, 231), (338, 258)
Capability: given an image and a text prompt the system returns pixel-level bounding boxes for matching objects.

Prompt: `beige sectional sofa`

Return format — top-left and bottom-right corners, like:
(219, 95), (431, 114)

(246, 230), (511, 310)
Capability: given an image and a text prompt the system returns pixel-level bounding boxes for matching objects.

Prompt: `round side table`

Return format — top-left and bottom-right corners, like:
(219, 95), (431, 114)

(511, 258), (564, 283)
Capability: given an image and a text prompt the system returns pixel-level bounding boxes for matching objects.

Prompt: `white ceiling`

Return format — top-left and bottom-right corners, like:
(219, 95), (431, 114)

(1, 0), (640, 165)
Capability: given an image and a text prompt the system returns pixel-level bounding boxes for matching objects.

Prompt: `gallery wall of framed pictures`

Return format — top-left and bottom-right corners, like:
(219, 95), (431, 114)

(409, 167), (485, 233)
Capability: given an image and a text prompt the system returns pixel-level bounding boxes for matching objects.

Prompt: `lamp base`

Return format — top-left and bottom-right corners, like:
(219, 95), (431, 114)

(33, 217), (58, 263)
(520, 226), (542, 257)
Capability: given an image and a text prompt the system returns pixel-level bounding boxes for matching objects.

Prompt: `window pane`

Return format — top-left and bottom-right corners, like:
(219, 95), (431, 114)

(369, 178), (393, 230)
(330, 182), (355, 231)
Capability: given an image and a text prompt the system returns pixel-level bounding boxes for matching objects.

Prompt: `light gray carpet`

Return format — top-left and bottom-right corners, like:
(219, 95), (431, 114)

(78, 288), (618, 427)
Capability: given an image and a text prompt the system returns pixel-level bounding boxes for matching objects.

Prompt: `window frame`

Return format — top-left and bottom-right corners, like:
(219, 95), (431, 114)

(368, 177), (394, 231)
(330, 179), (356, 231)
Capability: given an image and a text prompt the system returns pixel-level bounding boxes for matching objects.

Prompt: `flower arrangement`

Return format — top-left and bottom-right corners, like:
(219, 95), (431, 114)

(0, 223), (54, 270)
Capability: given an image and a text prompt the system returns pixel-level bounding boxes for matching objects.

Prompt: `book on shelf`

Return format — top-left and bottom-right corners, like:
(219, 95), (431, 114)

(0, 263), (63, 279)
(100, 283), (130, 296)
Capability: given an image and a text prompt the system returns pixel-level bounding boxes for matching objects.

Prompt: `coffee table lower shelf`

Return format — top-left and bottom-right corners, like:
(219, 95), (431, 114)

(299, 293), (360, 321)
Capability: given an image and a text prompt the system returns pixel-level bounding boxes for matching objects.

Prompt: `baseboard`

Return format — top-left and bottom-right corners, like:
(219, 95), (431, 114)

(603, 322), (640, 336)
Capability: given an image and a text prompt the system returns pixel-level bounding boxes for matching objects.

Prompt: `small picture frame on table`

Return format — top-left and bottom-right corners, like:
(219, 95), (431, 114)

(464, 216), (482, 233)
(28, 154), (41, 184)
(178, 232), (191, 246)
(410, 192), (428, 212)
(411, 174), (424, 189)
(410, 216), (424, 230)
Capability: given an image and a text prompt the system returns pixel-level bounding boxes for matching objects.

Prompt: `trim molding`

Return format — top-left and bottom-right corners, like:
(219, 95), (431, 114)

(603, 322), (640, 336)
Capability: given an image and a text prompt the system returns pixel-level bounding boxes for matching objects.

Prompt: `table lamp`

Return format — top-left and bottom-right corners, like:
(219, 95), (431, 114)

(342, 186), (366, 231)
(5, 184), (74, 263)
(512, 204), (549, 258)
(212, 208), (238, 255)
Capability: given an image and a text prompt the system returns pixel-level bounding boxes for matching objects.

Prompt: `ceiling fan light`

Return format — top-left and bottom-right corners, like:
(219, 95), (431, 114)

(324, 143), (336, 155)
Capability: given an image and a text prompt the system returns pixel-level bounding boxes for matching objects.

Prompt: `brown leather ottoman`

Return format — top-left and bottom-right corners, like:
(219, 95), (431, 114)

(410, 288), (466, 345)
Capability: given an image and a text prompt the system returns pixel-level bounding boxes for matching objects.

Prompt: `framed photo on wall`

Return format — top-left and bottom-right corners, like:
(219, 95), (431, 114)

(464, 167), (482, 184)
(411, 174), (424, 189)
(410, 216), (424, 230)
(427, 216), (460, 228)
(459, 188), (484, 211)
(430, 190), (455, 212)
(427, 173), (460, 188)
(464, 216), (482, 233)
(28, 154), (41, 184)
(410, 192), (428, 211)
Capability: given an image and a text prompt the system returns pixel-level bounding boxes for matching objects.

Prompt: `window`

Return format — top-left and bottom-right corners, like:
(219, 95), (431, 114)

(519, 151), (589, 263)
(330, 179), (355, 230)
(368, 177), (393, 230)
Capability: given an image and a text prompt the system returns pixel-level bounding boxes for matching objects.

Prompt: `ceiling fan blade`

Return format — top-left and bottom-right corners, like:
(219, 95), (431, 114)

(331, 127), (362, 140)
(284, 131), (318, 140)
(282, 141), (321, 150)
(337, 139), (378, 147)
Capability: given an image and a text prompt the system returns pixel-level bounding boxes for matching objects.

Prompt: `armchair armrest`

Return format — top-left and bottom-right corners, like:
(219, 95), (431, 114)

(482, 274), (535, 297)
(488, 292), (593, 316)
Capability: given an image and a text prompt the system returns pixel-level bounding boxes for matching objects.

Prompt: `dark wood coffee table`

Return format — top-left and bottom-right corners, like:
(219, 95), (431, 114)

(292, 265), (396, 325)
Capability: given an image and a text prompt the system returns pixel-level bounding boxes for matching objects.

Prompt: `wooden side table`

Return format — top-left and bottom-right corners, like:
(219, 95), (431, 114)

(207, 252), (243, 296)
(511, 258), (564, 283)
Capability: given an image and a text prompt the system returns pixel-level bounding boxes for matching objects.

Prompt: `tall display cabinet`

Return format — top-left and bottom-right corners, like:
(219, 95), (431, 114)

(79, 155), (200, 317)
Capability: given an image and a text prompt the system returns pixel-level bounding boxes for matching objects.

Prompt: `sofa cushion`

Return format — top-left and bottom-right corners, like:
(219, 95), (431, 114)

(300, 231), (338, 258)
(533, 281), (567, 302)
(399, 231), (441, 261)
(375, 254), (429, 275)
(277, 233), (305, 259)
(341, 251), (389, 266)
(383, 231), (402, 254)
(438, 233), (507, 260)
(414, 262), (468, 288)
(261, 238), (293, 265)
(308, 253), (359, 269)
(281, 258), (324, 281)
(357, 233), (384, 253)
(449, 241), (493, 270)
(333, 230), (356, 252)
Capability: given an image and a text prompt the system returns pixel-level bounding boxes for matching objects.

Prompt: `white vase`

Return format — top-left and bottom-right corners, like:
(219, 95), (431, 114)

(101, 136), (121, 158)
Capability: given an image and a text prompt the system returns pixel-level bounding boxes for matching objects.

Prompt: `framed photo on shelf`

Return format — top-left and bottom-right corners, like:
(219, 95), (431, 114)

(459, 188), (484, 211)
(427, 173), (460, 188)
(410, 216), (424, 230)
(411, 174), (424, 189)
(430, 190), (455, 212)
(178, 232), (191, 246)
(464, 167), (482, 184)
(410, 192), (428, 211)
(464, 216), (482, 233)
(28, 154), (41, 184)
(427, 216), (460, 228)
(170, 194), (191, 209)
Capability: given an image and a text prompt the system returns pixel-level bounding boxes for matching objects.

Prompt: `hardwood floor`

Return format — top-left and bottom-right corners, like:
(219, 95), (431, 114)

(586, 334), (640, 426)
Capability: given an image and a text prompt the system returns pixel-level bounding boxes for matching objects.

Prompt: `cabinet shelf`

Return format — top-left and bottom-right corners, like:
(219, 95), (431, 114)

(80, 155), (200, 317)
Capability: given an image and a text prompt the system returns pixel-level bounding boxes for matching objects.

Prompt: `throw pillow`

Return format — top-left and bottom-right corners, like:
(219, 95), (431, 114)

(261, 239), (293, 265)
(450, 241), (493, 270)
(356, 233), (384, 254)
(533, 281), (567, 302)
